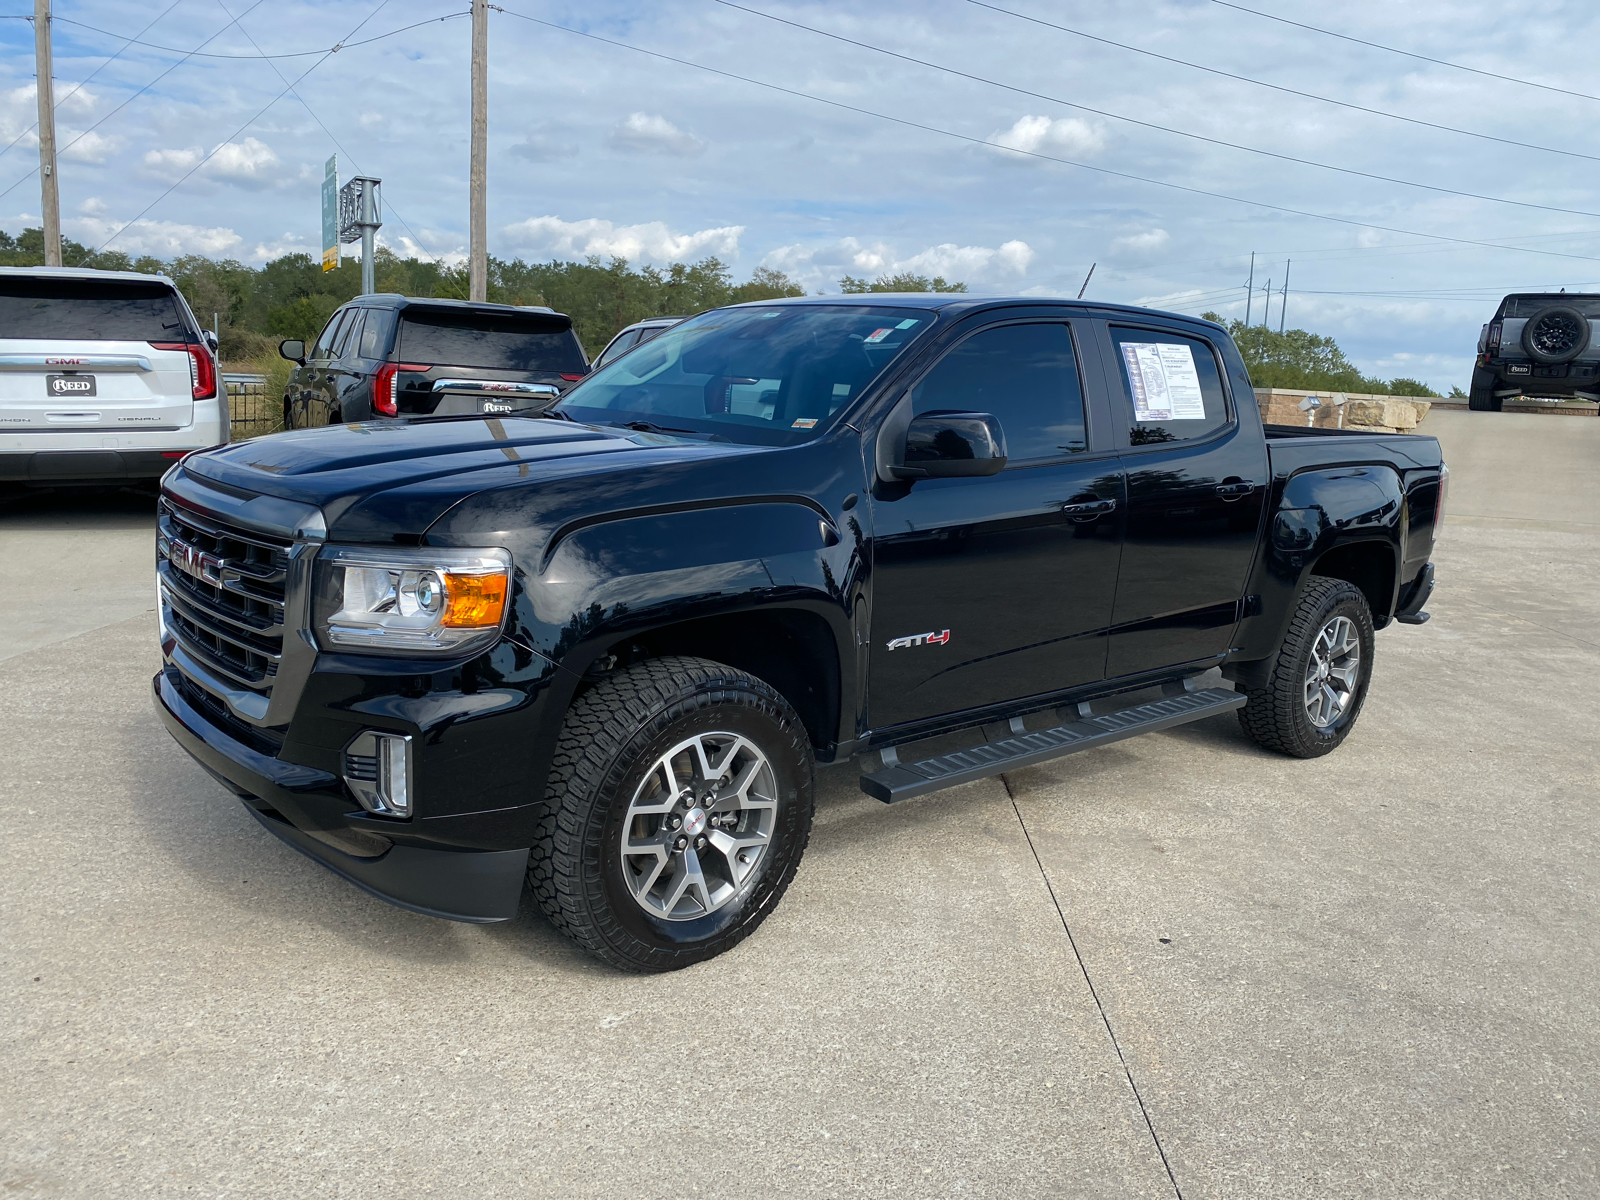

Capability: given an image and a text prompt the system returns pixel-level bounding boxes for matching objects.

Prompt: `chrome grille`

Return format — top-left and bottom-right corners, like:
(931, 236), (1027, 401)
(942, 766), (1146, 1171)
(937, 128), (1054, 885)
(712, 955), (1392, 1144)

(158, 498), (290, 699)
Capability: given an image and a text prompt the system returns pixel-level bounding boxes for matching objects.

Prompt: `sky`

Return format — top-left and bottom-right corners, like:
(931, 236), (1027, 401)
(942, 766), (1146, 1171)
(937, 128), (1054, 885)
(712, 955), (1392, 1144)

(4, 1), (1600, 393)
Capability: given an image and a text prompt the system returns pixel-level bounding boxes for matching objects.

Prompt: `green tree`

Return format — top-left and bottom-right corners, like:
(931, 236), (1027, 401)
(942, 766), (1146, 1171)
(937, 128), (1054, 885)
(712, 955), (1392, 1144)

(1198, 313), (1438, 396)
(839, 271), (967, 293)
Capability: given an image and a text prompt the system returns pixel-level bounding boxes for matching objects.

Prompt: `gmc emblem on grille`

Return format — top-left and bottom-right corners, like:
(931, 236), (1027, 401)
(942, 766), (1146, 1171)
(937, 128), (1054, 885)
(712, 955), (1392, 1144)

(168, 536), (223, 584)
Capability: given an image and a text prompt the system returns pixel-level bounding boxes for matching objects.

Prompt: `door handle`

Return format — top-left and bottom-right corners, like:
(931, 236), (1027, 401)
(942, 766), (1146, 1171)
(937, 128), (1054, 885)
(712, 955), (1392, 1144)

(1215, 480), (1257, 500)
(1059, 497), (1118, 519)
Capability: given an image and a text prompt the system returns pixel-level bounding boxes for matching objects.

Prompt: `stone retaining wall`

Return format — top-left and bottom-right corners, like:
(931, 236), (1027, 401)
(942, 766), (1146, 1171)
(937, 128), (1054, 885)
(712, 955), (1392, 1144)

(1254, 389), (1431, 433)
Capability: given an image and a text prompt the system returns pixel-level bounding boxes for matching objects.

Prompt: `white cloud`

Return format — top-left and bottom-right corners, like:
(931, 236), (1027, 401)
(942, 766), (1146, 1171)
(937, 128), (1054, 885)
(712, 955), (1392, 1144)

(503, 215), (743, 262)
(608, 112), (705, 157)
(143, 146), (204, 179)
(208, 137), (280, 188)
(59, 129), (118, 164)
(78, 196), (107, 217)
(64, 216), (243, 258)
(988, 115), (1105, 161)
(1112, 228), (1170, 257)
(766, 237), (1035, 291)
(358, 112), (382, 128)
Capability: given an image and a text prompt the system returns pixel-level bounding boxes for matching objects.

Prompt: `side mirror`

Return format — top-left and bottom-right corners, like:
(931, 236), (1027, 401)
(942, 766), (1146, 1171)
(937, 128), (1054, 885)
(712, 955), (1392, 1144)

(202, 329), (219, 354)
(891, 411), (1008, 479)
(279, 339), (306, 364)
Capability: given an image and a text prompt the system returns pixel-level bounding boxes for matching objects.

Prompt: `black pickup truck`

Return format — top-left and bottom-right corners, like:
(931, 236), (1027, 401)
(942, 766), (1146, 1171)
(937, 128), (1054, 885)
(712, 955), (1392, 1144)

(153, 295), (1445, 971)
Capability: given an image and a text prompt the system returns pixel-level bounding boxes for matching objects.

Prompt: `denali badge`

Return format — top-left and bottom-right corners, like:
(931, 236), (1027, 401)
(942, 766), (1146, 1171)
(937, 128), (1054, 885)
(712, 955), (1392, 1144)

(886, 629), (951, 651)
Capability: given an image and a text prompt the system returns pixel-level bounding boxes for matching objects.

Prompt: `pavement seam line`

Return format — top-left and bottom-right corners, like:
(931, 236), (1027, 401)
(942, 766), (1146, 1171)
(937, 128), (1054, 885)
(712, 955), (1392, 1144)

(1008, 784), (1186, 1200)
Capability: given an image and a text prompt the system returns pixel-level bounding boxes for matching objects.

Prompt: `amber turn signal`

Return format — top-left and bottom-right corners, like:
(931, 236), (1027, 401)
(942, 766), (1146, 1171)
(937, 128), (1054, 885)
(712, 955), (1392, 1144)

(442, 571), (509, 628)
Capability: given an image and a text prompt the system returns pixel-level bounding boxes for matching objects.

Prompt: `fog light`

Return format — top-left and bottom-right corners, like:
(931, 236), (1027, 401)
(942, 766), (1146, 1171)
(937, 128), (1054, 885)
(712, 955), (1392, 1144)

(343, 730), (413, 817)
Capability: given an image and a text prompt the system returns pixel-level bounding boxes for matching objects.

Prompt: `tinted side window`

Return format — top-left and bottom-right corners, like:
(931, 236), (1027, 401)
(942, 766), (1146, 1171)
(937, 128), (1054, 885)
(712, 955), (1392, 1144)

(911, 322), (1086, 463)
(359, 308), (393, 359)
(1110, 326), (1230, 446)
(333, 310), (365, 360)
(0, 278), (187, 340)
(312, 310), (349, 359)
(596, 329), (640, 367)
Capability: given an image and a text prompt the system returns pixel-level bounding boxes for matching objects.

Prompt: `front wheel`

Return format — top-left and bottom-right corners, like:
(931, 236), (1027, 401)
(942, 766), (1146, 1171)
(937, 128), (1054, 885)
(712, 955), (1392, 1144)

(1468, 366), (1503, 411)
(1236, 575), (1375, 759)
(530, 656), (814, 972)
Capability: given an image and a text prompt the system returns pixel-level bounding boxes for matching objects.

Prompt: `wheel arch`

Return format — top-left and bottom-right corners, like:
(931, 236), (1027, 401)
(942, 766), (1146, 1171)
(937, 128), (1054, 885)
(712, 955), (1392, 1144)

(1308, 539), (1397, 629)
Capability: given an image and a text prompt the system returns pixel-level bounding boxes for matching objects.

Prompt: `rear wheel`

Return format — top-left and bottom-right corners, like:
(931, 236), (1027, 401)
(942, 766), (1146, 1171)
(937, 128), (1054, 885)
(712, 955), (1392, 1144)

(1236, 576), (1375, 759)
(1468, 366), (1502, 411)
(530, 656), (814, 972)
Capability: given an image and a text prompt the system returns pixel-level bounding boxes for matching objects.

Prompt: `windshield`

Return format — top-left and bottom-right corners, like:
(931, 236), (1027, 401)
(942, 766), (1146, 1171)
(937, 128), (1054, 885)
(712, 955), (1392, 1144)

(0, 277), (188, 341)
(1500, 295), (1600, 318)
(556, 304), (936, 444)
(397, 310), (586, 373)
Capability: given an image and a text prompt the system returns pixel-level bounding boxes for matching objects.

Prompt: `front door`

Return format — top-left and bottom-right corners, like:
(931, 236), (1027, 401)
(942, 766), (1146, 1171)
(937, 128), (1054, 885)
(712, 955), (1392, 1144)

(868, 319), (1126, 731)
(1102, 322), (1270, 678)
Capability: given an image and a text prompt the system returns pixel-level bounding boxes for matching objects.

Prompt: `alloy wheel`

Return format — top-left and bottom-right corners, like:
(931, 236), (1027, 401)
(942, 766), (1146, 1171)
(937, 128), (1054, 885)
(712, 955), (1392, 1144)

(619, 731), (777, 920)
(1303, 615), (1361, 729)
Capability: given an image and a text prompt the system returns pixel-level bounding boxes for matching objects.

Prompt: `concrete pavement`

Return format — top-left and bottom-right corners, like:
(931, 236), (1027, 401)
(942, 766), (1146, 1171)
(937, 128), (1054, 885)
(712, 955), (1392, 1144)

(1, 408), (1596, 1197)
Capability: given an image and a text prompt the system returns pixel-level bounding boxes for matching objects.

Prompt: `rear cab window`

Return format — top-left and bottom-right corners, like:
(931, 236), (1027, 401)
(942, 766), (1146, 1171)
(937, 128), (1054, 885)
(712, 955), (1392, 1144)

(398, 309), (586, 373)
(1109, 325), (1231, 446)
(0, 276), (190, 342)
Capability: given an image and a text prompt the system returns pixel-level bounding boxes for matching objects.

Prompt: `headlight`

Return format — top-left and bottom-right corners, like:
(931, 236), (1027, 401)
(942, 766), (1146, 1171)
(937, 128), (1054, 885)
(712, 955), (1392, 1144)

(313, 545), (512, 655)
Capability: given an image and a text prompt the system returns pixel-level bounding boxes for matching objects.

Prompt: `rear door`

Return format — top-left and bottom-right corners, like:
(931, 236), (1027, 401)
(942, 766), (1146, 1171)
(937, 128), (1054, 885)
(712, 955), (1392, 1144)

(0, 276), (196, 431)
(1100, 321), (1270, 677)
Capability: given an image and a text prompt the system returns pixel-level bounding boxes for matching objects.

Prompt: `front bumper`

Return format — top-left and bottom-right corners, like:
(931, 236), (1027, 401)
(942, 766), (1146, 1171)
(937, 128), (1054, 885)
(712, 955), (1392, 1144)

(154, 669), (528, 922)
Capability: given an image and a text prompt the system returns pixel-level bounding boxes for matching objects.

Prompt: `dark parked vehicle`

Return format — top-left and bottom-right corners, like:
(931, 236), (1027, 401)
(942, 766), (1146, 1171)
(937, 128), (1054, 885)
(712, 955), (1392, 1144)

(1471, 292), (1600, 410)
(278, 295), (587, 429)
(590, 316), (686, 370)
(155, 295), (1445, 971)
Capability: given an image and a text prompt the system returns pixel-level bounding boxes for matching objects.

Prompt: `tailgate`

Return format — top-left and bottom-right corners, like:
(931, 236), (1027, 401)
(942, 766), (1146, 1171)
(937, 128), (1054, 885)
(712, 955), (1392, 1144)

(0, 339), (194, 431)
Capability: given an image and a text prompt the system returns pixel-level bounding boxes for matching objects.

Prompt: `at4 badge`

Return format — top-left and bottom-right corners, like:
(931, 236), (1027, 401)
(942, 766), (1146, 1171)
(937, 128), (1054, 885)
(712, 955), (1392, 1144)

(886, 629), (951, 652)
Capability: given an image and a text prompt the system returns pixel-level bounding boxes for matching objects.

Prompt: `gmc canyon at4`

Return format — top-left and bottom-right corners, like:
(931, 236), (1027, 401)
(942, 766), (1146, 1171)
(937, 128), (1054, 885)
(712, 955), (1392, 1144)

(153, 295), (1445, 971)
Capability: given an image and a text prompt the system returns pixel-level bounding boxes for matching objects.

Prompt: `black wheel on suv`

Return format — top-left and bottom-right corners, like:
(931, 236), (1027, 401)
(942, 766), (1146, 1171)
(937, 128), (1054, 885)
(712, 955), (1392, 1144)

(1236, 575), (1375, 759)
(1521, 304), (1591, 364)
(1467, 366), (1502, 411)
(530, 656), (815, 972)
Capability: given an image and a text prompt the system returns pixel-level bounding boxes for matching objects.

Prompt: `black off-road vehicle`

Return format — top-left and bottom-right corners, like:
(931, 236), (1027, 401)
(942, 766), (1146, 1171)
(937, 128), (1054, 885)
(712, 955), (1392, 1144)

(1471, 293), (1600, 410)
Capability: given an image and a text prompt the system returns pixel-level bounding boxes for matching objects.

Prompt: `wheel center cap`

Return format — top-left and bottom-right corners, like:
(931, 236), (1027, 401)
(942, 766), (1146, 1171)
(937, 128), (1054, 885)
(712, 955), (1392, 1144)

(683, 808), (709, 837)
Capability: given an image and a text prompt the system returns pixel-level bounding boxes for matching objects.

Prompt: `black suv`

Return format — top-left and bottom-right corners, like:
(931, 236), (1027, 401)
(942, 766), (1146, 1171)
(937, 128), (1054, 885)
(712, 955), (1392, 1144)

(1471, 293), (1600, 410)
(279, 295), (588, 429)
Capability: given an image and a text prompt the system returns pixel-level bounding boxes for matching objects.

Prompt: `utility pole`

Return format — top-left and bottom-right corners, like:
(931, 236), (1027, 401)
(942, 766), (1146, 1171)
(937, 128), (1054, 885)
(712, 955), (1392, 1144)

(1244, 251), (1255, 325)
(469, 0), (488, 301)
(1262, 279), (1272, 328)
(1279, 259), (1291, 333)
(33, 0), (61, 266)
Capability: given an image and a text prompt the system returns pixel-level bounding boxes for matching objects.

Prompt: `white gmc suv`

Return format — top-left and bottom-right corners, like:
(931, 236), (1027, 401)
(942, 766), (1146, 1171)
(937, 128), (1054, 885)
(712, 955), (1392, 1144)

(0, 266), (225, 485)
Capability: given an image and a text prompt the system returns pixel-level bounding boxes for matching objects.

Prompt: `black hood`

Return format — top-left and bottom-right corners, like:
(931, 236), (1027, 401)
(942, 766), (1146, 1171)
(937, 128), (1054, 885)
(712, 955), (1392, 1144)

(184, 416), (756, 541)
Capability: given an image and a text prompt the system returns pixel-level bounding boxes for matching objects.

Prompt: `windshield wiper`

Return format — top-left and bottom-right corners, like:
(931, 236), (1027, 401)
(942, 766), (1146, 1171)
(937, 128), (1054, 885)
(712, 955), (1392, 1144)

(617, 419), (700, 437)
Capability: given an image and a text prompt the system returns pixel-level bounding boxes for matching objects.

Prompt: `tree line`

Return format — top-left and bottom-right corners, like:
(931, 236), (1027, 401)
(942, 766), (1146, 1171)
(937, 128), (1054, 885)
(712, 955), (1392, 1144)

(0, 227), (1439, 395)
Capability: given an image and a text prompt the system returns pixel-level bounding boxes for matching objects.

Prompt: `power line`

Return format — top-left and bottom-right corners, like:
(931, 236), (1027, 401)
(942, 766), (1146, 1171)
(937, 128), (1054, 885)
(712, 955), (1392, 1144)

(708, 0), (1600, 222)
(1210, 0), (1600, 106)
(53, 11), (467, 62)
(498, 0), (1600, 261)
(83, 0), (395, 257)
(962, 0), (1600, 166)
(207, 0), (466, 294)
(0, 0), (272, 206)
(0, 0), (183, 165)
(489, 5), (1600, 264)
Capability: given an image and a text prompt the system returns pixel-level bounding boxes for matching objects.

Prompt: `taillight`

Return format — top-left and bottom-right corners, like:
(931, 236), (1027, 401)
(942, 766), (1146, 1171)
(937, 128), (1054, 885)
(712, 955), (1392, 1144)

(560, 373), (585, 381)
(1436, 462), (1450, 533)
(151, 342), (217, 400)
(373, 363), (430, 417)
(1487, 322), (1502, 353)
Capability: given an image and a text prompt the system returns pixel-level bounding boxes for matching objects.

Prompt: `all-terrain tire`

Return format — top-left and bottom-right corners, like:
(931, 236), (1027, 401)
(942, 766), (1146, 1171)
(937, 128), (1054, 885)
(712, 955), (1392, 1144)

(529, 656), (814, 972)
(1467, 366), (1502, 412)
(1236, 575), (1375, 759)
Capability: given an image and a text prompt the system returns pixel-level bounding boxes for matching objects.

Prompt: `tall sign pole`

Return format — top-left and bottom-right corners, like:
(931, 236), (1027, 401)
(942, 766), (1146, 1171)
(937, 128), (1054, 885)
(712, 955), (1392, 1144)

(321, 155), (339, 273)
(469, 0), (488, 301)
(340, 176), (382, 295)
(33, 0), (61, 266)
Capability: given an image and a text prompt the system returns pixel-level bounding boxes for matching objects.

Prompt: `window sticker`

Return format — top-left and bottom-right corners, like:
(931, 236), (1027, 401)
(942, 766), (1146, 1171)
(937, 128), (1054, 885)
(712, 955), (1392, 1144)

(832, 383), (852, 397)
(1120, 342), (1207, 421)
(864, 328), (894, 343)
(792, 417), (818, 428)
(895, 318), (920, 330)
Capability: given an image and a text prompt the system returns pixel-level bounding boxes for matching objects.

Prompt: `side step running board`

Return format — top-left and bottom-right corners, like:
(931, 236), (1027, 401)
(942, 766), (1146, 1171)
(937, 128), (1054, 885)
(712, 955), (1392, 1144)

(860, 687), (1246, 803)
